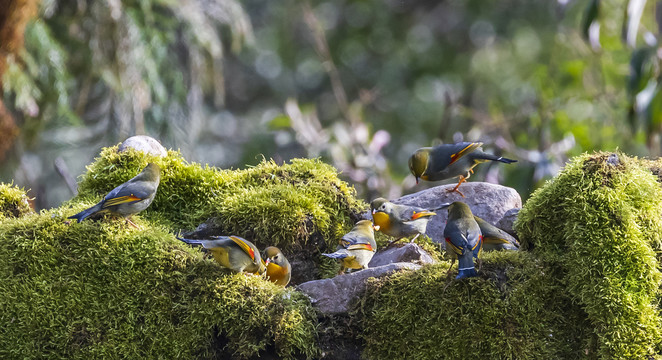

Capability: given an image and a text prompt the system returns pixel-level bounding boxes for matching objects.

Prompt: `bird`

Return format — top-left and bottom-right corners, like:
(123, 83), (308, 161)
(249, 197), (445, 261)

(442, 202), (482, 279)
(322, 220), (378, 275)
(370, 197), (438, 243)
(263, 246), (291, 286)
(474, 215), (520, 251)
(68, 163), (161, 227)
(176, 235), (266, 275)
(408, 142), (517, 196)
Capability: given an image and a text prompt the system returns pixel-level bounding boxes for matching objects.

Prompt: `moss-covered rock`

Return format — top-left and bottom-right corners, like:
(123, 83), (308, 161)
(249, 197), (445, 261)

(0, 145), (378, 358)
(0, 183), (32, 219)
(359, 251), (590, 359)
(516, 152), (662, 358)
(0, 210), (319, 359)
(75, 146), (364, 247)
(70, 145), (366, 283)
(358, 152), (662, 359)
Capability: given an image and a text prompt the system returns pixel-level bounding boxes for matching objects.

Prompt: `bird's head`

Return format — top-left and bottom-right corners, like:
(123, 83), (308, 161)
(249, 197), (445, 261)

(408, 148), (430, 184)
(446, 201), (473, 220)
(370, 197), (389, 213)
(141, 163), (161, 182)
(263, 246), (289, 268)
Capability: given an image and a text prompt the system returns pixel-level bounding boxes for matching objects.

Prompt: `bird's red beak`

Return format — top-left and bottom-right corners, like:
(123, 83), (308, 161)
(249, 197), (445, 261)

(372, 209), (376, 214)
(265, 258), (271, 266)
(373, 225), (380, 231)
(415, 177), (419, 184)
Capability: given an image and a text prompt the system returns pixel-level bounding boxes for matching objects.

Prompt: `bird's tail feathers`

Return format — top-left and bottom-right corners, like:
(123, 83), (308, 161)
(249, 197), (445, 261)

(176, 236), (206, 246)
(322, 252), (349, 259)
(475, 152), (517, 164)
(68, 203), (103, 223)
(457, 253), (476, 277)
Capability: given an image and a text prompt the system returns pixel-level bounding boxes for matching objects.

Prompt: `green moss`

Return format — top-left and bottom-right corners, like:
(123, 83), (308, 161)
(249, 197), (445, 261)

(0, 209), (319, 359)
(0, 183), (32, 219)
(73, 145), (365, 251)
(359, 251), (589, 359)
(515, 152), (662, 359)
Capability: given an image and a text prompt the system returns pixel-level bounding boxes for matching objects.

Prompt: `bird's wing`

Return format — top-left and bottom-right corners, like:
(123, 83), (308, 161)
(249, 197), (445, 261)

(341, 230), (371, 246)
(475, 216), (520, 248)
(467, 227), (482, 257)
(429, 142), (482, 173)
(347, 243), (374, 252)
(101, 180), (155, 208)
(405, 209), (436, 221)
(228, 236), (257, 262)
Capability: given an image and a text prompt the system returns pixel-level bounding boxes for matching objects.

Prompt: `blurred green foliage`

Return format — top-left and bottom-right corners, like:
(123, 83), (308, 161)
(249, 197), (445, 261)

(2, 0), (662, 207)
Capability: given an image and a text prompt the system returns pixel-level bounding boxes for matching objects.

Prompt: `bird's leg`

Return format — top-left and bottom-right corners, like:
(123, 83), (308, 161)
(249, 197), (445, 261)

(477, 258), (482, 272)
(446, 175), (466, 197)
(409, 233), (421, 243)
(445, 258), (456, 280)
(125, 217), (140, 229)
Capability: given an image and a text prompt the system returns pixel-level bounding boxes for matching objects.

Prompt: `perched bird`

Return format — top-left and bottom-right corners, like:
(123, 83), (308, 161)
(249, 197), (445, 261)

(370, 197), (438, 243)
(177, 235), (266, 275)
(322, 220), (378, 275)
(474, 215), (520, 251)
(263, 246), (291, 286)
(408, 142), (517, 196)
(442, 202), (483, 279)
(69, 163), (161, 227)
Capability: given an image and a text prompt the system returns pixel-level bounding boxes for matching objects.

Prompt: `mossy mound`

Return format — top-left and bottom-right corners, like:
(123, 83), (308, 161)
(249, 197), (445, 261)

(0, 183), (32, 219)
(74, 146), (365, 251)
(515, 152), (662, 358)
(0, 210), (319, 359)
(359, 251), (590, 359)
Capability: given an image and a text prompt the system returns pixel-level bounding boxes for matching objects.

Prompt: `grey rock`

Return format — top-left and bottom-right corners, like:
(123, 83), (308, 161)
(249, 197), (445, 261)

(369, 243), (436, 267)
(496, 208), (520, 238)
(118, 135), (167, 157)
(385, 182), (522, 243)
(297, 262), (421, 315)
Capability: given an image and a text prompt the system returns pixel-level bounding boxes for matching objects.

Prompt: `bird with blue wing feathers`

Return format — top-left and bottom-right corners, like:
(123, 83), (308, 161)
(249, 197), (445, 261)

(441, 202), (483, 279)
(322, 220), (378, 275)
(68, 163), (160, 227)
(408, 142), (517, 197)
(370, 197), (439, 243)
(177, 235), (266, 275)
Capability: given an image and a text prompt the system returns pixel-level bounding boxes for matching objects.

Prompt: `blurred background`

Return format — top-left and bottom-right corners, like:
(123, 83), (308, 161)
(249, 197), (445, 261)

(1, 0), (660, 210)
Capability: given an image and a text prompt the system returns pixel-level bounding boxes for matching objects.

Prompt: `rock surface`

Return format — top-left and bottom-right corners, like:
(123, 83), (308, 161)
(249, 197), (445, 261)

(297, 262), (421, 314)
(386, 182), (521, 243)
(369, 243), (436, 267)
(119, 135), (167, 157)
(496, 208), (520, 237)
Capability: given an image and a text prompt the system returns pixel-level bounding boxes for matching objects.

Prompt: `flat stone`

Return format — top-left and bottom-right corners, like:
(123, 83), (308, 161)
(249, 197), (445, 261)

(369, 243), (436, 267)
(297, 262), (421, 315)
(118, 135), (167, 157)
